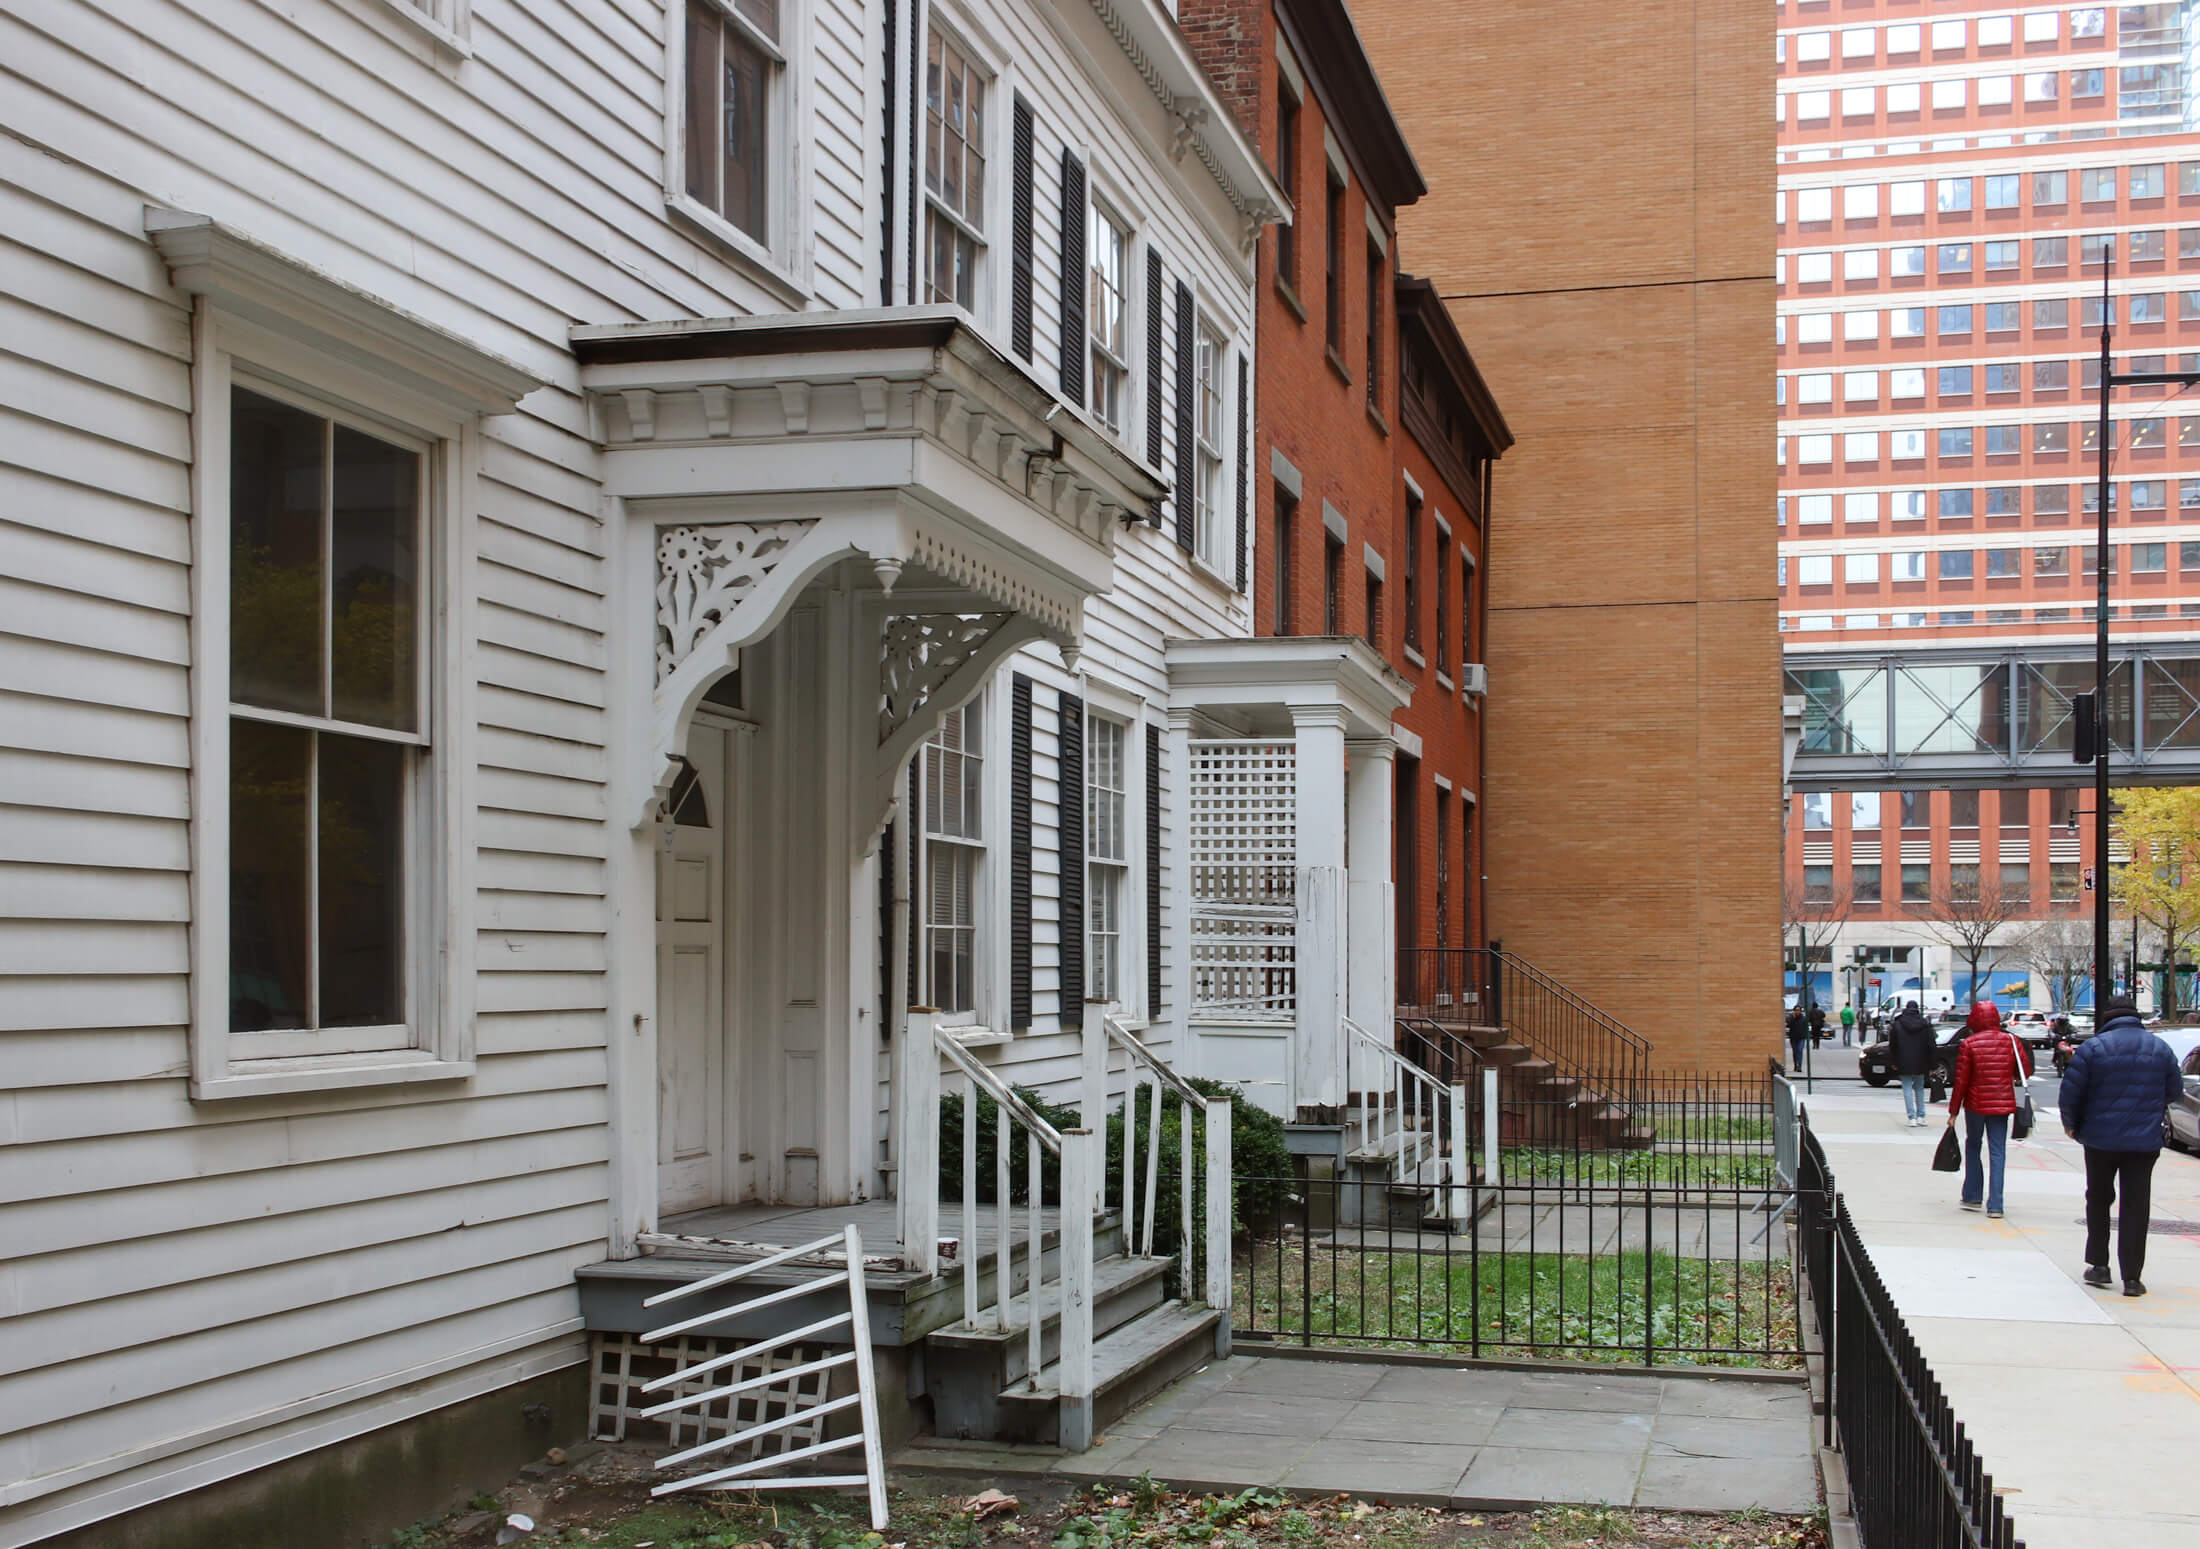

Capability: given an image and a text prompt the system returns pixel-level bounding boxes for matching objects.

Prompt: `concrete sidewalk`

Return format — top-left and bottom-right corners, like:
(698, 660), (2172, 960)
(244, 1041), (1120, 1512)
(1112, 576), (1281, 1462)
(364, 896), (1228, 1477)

(1807, 1085), (2200, 1549)
(901, 1354), (1817, 1513)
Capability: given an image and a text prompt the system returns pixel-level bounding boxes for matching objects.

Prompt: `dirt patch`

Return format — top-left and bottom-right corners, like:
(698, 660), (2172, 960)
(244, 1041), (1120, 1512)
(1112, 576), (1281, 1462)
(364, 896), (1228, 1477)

(373, 1446), (1826, 1549)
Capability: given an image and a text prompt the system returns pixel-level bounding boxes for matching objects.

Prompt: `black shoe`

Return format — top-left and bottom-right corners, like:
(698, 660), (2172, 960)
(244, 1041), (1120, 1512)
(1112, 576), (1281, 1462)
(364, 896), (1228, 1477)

(2083, 1265), (2112, 1288)
(2124, 1280), (2147, 1298)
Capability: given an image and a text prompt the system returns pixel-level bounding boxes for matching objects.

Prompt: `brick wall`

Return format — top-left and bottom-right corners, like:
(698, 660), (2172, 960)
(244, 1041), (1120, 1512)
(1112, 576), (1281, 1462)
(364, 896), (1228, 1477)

(1352, 0), (1783, 1069)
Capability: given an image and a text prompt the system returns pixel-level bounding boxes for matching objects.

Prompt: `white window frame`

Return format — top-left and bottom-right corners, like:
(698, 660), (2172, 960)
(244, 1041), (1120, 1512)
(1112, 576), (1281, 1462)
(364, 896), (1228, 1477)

(1192, 316), (1229, 574)
(1087, 198), (1133, 436)
(661, 0), (810, 298)
(922, 18), (992, 315)
(918, 695), (990, 1023)
(160, 217), (507, 1099)
(1085, 711), (1130, 1007)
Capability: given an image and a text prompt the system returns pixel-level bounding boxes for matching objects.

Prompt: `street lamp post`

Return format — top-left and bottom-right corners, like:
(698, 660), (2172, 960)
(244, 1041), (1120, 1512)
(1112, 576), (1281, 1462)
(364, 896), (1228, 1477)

(2088, 251), (2200, 1005)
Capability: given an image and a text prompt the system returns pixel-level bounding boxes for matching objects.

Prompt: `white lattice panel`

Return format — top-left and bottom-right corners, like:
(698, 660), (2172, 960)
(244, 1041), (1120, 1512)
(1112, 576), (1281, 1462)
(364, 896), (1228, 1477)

(1188, 740), (1297, 1019)
(591, 1334), (834, 1454)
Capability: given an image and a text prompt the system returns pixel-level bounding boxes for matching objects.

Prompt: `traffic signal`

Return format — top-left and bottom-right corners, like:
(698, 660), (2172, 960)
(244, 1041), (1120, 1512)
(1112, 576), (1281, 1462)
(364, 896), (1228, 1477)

(2073, 691), (2097, 765)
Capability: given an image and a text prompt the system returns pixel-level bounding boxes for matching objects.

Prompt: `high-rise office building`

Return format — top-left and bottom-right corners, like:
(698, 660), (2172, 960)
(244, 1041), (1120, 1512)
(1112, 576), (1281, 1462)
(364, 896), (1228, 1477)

(1775, 2), (2200, 1009)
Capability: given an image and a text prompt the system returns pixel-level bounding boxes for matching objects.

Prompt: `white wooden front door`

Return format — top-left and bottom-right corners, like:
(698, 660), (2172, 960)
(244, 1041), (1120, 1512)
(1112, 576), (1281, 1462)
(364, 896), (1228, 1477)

(658, 723), (727, 1216)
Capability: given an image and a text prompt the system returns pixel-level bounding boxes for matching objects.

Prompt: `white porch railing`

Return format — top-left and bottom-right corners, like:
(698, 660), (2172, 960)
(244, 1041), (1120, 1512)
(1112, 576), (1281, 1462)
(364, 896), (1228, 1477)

(1089, 1015), (1233, 1321)
(896, 1011), (1095, 1411)
(1344, 1016), (1471, 1230)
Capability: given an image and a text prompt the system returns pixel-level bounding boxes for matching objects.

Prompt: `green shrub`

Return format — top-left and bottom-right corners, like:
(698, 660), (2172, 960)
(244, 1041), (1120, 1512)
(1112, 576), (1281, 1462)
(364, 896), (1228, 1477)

(936, 1083), (1080, 1204)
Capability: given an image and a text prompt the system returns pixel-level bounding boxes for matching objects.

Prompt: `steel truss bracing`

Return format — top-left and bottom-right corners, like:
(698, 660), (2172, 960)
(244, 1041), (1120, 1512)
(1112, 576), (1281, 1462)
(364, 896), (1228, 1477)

(1785, 644), (2200, 791)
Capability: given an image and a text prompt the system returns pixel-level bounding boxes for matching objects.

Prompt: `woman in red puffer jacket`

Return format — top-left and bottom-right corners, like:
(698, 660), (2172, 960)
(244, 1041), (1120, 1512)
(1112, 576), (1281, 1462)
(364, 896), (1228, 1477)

(1947, 1001), (2033, 1218)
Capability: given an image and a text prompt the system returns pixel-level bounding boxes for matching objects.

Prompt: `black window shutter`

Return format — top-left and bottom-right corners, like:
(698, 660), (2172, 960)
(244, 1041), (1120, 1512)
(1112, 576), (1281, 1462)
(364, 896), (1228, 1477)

(878, 816), (895, 1034)
(906, 757), (921, 1006)
(1144, 249), (1165, 470)
(1010, 97), (1036, 360)
(881, 0), (897, 305)
(1058, 152), (1087, 407)
(1173, 278), (1195, 553)
(1058, 691), (1086, 1024)
(1145, 723), (1163, 1014)
(1010, 675), (1034, 1029)
(1234, 353), (1250, 591)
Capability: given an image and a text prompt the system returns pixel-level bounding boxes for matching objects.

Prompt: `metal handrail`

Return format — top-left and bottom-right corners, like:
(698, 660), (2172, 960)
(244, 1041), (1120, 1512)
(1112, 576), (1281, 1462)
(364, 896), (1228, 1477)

(935, 1030), (1062, 1154)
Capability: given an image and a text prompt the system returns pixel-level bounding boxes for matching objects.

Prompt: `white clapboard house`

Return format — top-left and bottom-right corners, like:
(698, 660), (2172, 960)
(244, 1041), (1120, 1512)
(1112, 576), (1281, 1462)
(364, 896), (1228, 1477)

(0, 0), (1447, 1540)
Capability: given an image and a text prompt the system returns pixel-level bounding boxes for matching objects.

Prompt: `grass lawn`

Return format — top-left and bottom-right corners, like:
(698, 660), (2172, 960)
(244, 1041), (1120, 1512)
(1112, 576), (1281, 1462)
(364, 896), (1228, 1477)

(1500, 1150), (1775, 1189)
(374, 1458), (1824, 1549)
(1233, 1245), (1799, 1370)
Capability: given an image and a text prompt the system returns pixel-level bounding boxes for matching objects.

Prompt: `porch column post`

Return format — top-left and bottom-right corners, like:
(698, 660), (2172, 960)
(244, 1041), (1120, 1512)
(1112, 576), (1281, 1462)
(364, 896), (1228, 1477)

(1291, 703), (1350, 1117)
(1165, 705), (1197, 1069)
(1345, 736), (1398, 1057)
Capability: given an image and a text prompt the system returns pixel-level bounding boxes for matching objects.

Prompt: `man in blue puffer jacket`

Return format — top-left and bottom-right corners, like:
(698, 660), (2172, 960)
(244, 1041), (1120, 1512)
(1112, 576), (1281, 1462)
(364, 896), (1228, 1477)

(2059, 995), (2183, 1297)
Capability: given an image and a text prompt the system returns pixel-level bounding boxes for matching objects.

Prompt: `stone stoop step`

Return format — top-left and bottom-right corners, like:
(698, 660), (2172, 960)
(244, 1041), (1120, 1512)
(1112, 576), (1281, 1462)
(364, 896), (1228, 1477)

(993, 1300), (1221, 1445)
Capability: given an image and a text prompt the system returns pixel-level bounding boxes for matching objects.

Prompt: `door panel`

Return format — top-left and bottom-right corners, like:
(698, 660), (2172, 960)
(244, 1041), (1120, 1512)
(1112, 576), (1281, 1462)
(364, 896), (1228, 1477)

(658, 725), (727, 1217)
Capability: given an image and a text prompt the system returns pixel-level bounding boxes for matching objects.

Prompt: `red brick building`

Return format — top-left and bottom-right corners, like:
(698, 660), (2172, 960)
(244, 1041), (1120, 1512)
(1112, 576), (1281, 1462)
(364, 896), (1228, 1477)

(1181, 0), (1510, 974)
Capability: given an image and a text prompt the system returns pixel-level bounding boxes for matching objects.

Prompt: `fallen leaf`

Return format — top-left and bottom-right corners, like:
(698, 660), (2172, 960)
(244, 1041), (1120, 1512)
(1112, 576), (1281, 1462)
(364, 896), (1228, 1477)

(961, 1488), (1020, 1520)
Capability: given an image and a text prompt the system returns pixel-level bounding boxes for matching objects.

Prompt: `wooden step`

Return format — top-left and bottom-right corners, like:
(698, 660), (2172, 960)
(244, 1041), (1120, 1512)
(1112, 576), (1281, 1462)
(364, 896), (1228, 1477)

(996, 1299), (1221, 1447)
(925, 1251), (1168, 1396)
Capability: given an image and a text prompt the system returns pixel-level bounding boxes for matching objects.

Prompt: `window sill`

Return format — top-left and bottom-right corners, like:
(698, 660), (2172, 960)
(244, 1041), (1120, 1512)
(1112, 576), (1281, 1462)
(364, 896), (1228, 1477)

(943, 1024), (1013, 1049)
(1436, 671), (1455, 693)
(1402, 645), (1426, 669)
(1366, 400), (1391, 437)
(1190, 550), (1242, 595)
(664, 190), (809, 309)
(372, 0), (473, 57)
(1274, 276), (1308, 323)
(191, 1050), (474, 1101)
(1325, 346), (1353, 387)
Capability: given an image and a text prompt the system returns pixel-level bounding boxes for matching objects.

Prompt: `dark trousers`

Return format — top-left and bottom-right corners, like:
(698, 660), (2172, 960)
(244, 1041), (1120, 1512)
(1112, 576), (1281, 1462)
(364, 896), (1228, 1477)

(2083, 1147), (2160, 1280)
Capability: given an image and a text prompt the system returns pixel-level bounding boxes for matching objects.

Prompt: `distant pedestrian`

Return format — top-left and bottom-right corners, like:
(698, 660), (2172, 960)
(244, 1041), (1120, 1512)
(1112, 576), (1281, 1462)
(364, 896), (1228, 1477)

(1889, 1000), (1938, 1126)
(2058, 995), (2182, 1298)
(1808, 1002), (1828, 1045)
(1839, 1002), (1857, 1047)
(1947, 1001), (2033, 1219)
(1786, 1005), (1809, 1071)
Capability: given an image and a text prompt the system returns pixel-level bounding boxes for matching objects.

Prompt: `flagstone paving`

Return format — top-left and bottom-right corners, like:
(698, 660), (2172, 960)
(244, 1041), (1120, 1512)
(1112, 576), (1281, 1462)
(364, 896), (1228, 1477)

(900, 1353), (1817, 1513)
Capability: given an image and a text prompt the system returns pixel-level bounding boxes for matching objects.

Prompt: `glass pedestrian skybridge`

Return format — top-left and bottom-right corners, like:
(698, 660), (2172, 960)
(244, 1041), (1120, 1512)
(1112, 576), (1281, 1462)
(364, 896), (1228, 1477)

(1785, 644), (2200, 791)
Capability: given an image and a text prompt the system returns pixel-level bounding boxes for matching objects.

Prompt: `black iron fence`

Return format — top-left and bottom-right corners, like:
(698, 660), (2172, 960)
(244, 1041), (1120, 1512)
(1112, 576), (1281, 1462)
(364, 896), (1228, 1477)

(1232, 1174), (1799, 1368)
(1801, 1116), (2025, 1548)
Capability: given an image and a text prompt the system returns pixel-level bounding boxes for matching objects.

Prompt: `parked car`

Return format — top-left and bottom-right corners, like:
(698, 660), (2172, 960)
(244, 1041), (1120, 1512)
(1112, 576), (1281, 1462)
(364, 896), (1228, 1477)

(2009, 1011), (2057, 1051)
(2165, 1049), (2200, 1151)
(1859, 1021), (1970, 1088)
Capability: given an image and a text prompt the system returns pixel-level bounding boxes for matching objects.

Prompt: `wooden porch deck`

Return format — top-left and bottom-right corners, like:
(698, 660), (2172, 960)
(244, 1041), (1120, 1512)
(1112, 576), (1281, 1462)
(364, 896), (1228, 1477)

(647, 1199), (1067, 1271)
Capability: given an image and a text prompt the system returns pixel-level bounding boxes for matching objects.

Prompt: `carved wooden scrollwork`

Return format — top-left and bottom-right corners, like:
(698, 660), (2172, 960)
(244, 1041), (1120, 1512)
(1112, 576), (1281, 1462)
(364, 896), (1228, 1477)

(878, 612), (1013, 745)
(655, 521), (816, 681)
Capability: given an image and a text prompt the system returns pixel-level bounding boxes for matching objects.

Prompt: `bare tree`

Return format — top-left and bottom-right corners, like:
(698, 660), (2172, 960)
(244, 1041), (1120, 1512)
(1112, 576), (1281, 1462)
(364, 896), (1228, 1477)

(2013, 918), (2092, 1014)
(1783, 874), (1855, 1011)
(1909, 875), (2027, 1007)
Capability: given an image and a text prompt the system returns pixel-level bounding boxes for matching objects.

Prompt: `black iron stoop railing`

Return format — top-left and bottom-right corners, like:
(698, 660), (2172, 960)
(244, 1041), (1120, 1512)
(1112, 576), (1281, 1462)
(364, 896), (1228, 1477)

(1397, 945), (1651, 1133)
(1801, 1120), (2025, 1549)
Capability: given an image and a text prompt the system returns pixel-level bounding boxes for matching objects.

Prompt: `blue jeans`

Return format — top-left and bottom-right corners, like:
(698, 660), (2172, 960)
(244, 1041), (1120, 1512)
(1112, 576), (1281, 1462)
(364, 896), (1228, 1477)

(1963, 1111), (2010, 1213)
(1900, 1072), (1927, 1120)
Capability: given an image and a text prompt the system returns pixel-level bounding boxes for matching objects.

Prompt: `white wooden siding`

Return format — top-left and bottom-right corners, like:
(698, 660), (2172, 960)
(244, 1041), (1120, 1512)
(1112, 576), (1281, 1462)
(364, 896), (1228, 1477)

(0, 0), (1255, 1535)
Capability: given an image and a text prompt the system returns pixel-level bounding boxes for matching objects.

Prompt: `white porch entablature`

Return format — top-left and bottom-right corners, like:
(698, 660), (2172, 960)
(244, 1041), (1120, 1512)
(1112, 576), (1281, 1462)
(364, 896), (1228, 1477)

(1163, 636), (1413, 744)
(578, 308), (1166, 826)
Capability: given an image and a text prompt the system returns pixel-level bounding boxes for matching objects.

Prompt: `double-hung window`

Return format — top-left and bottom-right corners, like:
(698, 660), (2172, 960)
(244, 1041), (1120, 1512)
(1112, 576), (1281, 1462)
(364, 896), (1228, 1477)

(226, 387), (425, 1055)
(921, 702), (985, 1016)
(1194, 320), (1226, 567)
(1085, 715), (1129, 1004)
(1087, 205), (1130, 433)
(683, 0), (781, 245)
(923, 27), (986, 310)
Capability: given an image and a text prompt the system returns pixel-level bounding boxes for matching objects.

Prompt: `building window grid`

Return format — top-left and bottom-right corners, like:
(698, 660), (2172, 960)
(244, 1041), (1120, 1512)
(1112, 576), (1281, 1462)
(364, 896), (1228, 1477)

(1086, 205), (1130, 434)
(922, 701), (985, 1016)
(1194, 322), (1225, 568)
(1085, 714), (1127, 1005)
(683, 0), (779, 244)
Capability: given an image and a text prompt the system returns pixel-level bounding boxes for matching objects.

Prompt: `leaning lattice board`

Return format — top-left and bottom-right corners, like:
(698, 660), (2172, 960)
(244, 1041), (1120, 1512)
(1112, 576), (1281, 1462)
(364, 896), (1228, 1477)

(633, 1226), (887, 1526)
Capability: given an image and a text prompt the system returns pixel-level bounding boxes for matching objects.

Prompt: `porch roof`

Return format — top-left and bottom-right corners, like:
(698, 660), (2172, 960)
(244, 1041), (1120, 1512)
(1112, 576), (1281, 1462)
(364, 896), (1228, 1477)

(1165, 635), (1412, 741)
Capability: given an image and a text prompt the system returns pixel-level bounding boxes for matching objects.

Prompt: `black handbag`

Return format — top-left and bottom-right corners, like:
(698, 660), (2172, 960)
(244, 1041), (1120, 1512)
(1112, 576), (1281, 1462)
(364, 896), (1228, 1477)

(2008, 1034), (2036, 1140)
(1933, 1126), (1962, 1172)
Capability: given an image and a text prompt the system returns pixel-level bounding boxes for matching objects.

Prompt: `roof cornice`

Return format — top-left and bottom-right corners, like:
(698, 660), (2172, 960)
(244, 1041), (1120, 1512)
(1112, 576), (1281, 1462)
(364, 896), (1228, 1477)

(1277, 0), (1425, 210)
(1396, 275), (1513, 455)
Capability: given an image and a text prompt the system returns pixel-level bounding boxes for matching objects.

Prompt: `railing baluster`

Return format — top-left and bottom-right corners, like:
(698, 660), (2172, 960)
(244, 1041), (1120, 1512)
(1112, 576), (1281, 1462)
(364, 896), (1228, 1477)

(995, 1103), (1011, 1329)
(1141, 1073), (1161, 1256)
(1027, 1128), (1042, 1388)
(962, 1070), (979, 1330)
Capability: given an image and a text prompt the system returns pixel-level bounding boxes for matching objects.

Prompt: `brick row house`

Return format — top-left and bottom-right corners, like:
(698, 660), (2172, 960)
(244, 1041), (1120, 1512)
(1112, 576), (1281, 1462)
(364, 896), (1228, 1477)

(1180, 0), (1512, 1015)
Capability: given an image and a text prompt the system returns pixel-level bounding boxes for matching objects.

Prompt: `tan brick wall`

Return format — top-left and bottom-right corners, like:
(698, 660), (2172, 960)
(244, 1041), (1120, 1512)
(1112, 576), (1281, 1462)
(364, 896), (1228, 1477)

(1354, 0), (1783, 1067)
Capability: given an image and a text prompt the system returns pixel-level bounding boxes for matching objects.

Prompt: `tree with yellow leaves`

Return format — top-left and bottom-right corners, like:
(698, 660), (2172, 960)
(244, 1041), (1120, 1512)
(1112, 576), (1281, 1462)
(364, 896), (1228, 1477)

(2109, 786), (2200, 1016)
